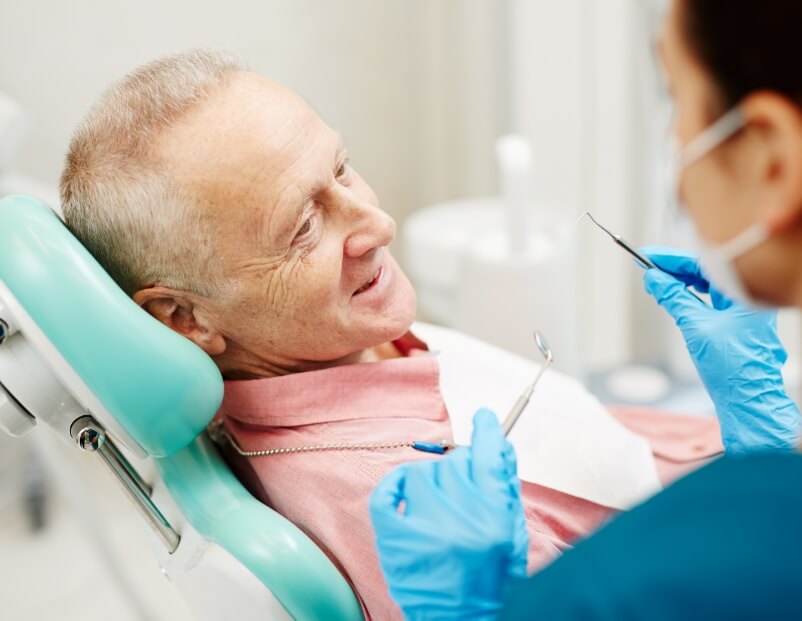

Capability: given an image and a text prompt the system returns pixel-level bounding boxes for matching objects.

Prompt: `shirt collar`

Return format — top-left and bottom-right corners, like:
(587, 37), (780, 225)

(219, 332), (446, 427)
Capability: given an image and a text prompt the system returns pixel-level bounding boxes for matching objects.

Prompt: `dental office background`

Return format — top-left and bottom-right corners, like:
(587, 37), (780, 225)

(1, 1), (799, 619)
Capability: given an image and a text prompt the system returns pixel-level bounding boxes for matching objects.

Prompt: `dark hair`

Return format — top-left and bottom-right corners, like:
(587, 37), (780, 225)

(681, 0), (802, 111)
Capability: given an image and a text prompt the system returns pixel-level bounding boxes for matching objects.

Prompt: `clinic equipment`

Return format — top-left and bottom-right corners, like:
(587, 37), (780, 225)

(578, 212), (705, 303)
(578, 212), (658, 269)
(502, 331), (553, 436)
(0, 195), (363, 621)
(403, 134), (580, 375)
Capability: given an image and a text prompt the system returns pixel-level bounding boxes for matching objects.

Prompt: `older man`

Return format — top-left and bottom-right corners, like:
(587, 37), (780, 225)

(61, 50), (721, 620)
(63, 51), (415, 375)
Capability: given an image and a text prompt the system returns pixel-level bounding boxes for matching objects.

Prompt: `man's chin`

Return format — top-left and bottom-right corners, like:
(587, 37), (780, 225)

(357, 292), (417, 353)
(386, 280), (417, 338)
(333, 260), (417, 357)
(390, 260), (417, 322)
(370, 301), (417, 347)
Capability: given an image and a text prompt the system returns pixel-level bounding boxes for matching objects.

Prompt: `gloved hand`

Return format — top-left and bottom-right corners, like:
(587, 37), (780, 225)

(641, 246), (801, 453)
(369, 409), (528, 621)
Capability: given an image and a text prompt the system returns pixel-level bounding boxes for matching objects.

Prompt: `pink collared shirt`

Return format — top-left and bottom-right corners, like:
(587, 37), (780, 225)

(217, 334), (720, 620)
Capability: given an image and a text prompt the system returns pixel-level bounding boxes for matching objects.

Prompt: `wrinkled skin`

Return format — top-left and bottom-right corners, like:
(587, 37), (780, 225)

(134, 73), (417, 378)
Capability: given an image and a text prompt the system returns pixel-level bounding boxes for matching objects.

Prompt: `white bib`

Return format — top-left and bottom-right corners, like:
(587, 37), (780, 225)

(413, 322), (662, 510)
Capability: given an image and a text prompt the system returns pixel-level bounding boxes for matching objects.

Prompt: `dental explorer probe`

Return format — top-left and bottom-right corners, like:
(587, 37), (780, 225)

(577, 212), (706, 303)
(577, 212), (658, 269)
(502, 331), (554, 437)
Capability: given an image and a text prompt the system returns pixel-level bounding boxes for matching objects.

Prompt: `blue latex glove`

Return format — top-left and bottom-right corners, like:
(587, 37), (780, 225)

(641, 247), (801, 453)
(369, 409), (528, 620)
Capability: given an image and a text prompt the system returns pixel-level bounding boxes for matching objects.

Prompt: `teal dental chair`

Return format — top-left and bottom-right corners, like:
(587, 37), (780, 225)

(0, 194), (364, 621)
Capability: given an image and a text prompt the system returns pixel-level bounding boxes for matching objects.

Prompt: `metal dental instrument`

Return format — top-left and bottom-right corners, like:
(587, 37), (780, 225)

(577, 211), (706, 303)
(577, 212), (658, 269)
(502, 331), (554, 437)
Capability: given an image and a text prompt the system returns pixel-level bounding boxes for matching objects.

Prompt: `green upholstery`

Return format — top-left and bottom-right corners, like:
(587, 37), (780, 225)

(157, 435), (363, 620)
(0, 194), (222, 457)
(0, 194), (363, 620)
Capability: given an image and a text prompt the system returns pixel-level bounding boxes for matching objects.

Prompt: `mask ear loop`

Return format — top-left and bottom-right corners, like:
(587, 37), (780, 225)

(666, 107), (747, 238)
(680, 107), (746, 170)
(716, 220), (772, 262)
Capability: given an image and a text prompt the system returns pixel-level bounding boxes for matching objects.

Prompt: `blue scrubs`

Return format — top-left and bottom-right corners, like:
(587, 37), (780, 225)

(501, 453), (802, 620)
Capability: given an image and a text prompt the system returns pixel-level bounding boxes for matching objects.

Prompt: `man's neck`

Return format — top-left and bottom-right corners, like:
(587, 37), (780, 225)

(358, 341), (403, 363)
(216, 342), (402, 380)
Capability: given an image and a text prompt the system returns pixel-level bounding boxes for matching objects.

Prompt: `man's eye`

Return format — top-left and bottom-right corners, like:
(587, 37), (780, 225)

(296, 217), (312, 238)
(336, 162), (348, 178)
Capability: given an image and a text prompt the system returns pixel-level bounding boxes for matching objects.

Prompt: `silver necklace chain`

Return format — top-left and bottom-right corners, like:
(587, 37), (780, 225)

(207, 420), (453, 458)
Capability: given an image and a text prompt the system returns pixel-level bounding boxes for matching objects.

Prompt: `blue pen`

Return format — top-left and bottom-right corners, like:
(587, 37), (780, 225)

(412, 440), (453, 455)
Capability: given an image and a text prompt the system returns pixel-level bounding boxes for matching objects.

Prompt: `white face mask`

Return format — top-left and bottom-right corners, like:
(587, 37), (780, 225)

(670, 107), (770, 306)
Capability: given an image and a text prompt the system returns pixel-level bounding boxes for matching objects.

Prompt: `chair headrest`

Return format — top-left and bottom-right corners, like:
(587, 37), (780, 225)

(0, 195), (223, 457)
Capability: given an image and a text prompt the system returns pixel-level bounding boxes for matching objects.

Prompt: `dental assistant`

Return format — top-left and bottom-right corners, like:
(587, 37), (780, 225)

(369, 0), (802, 618)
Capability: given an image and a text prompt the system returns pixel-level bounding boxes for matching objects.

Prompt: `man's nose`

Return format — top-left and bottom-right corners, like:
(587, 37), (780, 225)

(342, 197), (396, 258)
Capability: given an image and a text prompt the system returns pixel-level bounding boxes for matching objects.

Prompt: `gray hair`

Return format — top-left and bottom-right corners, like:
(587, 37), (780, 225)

(60, 48), (245, 297)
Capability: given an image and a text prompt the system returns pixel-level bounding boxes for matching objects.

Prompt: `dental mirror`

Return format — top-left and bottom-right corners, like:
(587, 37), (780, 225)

(502, 330), (554, 437)
(534, 331), (553, 365)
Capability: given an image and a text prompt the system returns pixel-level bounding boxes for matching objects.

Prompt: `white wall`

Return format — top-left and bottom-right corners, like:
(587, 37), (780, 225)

(0, 0), (504, 231)
(510, 0), (648, 370)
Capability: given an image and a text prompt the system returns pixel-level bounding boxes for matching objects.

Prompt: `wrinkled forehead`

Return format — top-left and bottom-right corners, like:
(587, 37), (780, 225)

(156, 71), (335, 209)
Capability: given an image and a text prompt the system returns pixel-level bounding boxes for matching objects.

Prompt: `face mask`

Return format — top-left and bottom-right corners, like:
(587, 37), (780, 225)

(670, 106), (770, 306)
(696, 222), (770, 306)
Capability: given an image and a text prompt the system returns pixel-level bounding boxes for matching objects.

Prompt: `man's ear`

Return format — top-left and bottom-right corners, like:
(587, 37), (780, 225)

(742, 93), (802, 233)
(133, 286), (227, 356)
